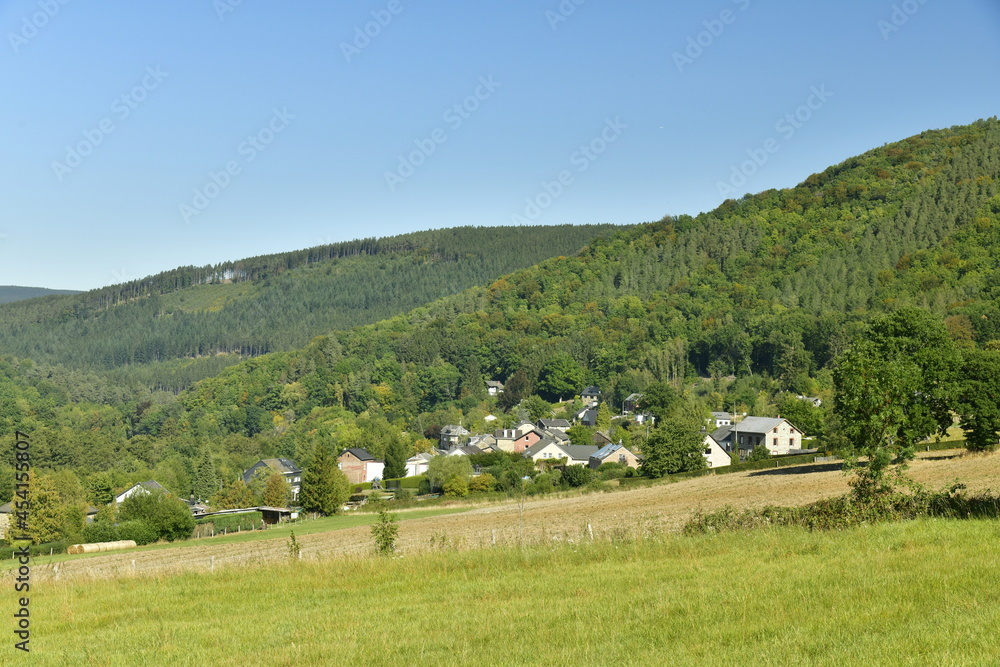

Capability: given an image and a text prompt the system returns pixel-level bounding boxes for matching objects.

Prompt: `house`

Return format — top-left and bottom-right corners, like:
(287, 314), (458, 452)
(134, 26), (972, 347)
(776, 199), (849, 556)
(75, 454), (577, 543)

(115, 480), (170, 505)
(591, 431), (614, 447)
(712, 417), (805, 460)
(580, 386), (602, 407)
(486, 381), (505, 396)
(338, 449), (386, 485)
(576, 408), (598, 427)
(702, 433), (732, 469)
(710, 412), (733, 428)
(468, 434), (497, 450)
(242, 458), (303, 502)
(405, 453), (434, 477)
(523, 441), (599, 466)
(797, 395), (823, 407)
(494, 427), (543, 454)
(537, 418), (572, 433)
(446, 445), (487, 457)
(588, 443), (641, 469)
(440, 425), (470, 449)
(623, 393), (644, 414)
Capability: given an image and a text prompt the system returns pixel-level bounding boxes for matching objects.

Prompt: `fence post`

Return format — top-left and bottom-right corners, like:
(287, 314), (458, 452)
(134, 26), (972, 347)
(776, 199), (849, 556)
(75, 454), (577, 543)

(210, 556), (215, 573)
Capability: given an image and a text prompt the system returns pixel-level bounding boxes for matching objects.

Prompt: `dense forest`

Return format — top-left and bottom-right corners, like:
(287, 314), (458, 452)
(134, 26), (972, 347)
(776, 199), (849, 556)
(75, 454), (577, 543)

(0, 286), (79, 304)
(0, 225), (619, 392)
(2, 118), (999, 516)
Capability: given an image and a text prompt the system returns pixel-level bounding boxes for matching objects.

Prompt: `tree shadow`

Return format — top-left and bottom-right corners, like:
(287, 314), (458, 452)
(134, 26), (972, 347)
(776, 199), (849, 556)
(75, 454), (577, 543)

(748, 462), (844, 477)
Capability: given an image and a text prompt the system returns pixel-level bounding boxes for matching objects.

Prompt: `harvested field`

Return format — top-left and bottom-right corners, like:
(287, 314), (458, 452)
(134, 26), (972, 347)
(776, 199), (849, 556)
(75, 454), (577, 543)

(24, 448), (1000, 582)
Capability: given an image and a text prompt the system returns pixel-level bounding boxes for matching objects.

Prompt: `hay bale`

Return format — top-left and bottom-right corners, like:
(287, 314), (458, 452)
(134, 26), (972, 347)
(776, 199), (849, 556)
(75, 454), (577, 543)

(68, 540), (138, 554)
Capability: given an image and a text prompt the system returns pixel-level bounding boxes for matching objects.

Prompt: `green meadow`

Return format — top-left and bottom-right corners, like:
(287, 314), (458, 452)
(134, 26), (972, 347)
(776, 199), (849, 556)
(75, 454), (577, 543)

(19, 518), (1000, 665)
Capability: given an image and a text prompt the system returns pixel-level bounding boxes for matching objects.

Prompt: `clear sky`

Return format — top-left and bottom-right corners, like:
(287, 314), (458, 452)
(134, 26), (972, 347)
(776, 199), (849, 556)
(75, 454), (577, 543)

(2, 0), (999, 291)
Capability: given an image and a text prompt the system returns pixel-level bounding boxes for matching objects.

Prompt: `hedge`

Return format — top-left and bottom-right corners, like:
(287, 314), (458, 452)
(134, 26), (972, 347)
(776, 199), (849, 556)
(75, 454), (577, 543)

(0, 540), (69, 559)
(356, 475), (426, 492)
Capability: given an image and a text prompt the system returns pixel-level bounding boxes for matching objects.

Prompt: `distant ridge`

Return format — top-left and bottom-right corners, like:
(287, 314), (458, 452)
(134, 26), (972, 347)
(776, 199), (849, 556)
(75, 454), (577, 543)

(0, 286), (80, 304)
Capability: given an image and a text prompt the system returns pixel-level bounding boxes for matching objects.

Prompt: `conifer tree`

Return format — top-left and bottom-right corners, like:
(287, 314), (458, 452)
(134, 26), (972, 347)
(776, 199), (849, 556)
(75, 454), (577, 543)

(299, 445), (351, 516)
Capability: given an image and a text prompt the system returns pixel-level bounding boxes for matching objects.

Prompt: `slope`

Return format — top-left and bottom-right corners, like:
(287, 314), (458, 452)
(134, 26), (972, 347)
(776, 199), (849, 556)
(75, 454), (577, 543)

(0, 286), (79, 304)
(0, 225), (621, 392)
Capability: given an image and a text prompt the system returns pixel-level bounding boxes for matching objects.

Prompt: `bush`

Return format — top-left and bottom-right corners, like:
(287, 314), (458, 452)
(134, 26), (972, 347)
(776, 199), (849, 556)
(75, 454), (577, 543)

(468, 473), (496, 493)
(117, 520), (160, 546)
(82, 522), (119, 544)
(561, 465), (593, 488)
(442, 475), (469, 497)
(119, 490), (195, 542)
(417, 478), (432, 495)
(394, 487), (413, 502)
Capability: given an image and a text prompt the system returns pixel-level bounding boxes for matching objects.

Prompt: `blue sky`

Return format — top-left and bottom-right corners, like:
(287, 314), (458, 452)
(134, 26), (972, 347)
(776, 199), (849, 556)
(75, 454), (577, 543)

(2, 0), (999, 291)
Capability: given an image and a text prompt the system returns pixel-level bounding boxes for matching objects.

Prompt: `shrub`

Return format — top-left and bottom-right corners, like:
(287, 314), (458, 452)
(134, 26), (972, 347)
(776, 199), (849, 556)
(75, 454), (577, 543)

(394, 487), (413, 502)
(195, 511), (263, 534)
(117, 520), (160, 546)
(561, 465), (593, 488)
(442, 475), (469, 497)
(468, 473), (496, 493)
(82, 522), (119, 544)
(119, 490), (195, 542)
(371, 508), (398, 556)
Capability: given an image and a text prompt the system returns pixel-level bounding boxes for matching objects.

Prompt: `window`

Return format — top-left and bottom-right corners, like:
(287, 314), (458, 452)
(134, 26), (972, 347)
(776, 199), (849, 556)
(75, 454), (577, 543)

(789, 439), (795, 449)
(773, 439), (778, 448)
(619, 454), (627, 464)
(705, 449), (712, 455)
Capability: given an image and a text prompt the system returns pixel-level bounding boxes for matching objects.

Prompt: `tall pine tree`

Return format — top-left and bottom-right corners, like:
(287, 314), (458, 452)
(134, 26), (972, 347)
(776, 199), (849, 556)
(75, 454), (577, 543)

(299, 445), (351, 515)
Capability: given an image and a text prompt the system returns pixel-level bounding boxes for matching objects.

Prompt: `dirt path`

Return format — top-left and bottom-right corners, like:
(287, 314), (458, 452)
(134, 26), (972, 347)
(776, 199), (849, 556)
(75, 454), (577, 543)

(25, 449), (1000, 582)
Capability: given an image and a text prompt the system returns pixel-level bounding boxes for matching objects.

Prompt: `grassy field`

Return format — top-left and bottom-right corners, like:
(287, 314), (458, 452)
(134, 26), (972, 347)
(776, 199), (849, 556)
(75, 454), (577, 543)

(17, 518), (1000, 665)
(15, 448), (1000, 583)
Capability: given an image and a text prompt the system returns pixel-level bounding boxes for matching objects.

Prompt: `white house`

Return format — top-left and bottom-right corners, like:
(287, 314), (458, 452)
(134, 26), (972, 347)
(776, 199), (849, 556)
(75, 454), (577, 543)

(702, 434), (732, 469)
(712, 417), (805, 459)
(710, 412), (733, 428)
(522, 441), (599, 466)
(115, 480), (170, 505)
(405, 453), (434, 477)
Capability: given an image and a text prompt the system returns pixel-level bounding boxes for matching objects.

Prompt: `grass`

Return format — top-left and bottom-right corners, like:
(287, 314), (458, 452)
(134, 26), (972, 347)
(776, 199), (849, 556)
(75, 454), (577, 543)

(0, 507), (469, 572)
(19, 518), (1000, 665)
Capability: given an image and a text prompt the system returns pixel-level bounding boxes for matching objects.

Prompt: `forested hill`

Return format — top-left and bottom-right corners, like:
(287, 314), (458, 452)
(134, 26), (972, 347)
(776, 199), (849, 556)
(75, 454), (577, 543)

(0, 286), (79, 304)
(138, 117), (1000, 447)
(0, 225), (621, 392)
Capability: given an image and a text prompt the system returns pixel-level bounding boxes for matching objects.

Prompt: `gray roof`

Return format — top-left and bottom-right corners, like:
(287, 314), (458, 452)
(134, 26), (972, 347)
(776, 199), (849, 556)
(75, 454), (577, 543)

(711, 412), (732, 419)
(729, 417), (786, 435)
(242, 459), (301, 483)
(538, 419), (572, 429)
(581, 386), (602, 396)
(560, 444), (600, 461)
(342, 448), (379, 462)
(441, 425), (470, 436)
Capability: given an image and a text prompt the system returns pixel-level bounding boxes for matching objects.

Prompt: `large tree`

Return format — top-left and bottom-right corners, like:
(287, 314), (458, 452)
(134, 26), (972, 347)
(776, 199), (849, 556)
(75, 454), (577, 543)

(537, 353), (584, 402)
(192, 447), (219, 502)
(833, 309), (959, 497)
(640, 417), (706, 478)
(299, 445), (351, 515)
(955, 348), (1000, 452)
(383, 436), (410, 480)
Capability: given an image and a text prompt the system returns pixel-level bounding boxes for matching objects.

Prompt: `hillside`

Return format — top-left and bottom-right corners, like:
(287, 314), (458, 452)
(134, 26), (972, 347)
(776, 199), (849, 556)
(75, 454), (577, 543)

(136, 119), (1000, 450)
(0, 225), (620, 392)
(0, 285), (79, 304)
(2, 119), (999, 495)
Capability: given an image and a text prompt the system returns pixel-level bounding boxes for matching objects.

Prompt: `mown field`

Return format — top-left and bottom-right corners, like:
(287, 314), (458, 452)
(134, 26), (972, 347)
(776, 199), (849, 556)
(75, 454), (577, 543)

(20, 448), (1000, 583)
(19, 518), (1000, 665)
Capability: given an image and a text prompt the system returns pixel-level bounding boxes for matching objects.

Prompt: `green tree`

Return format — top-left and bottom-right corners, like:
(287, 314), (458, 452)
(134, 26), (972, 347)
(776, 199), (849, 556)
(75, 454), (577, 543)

(639, 382), (682, 423)
(193, 447), (219, 502)
(211, 479), (256, 510)
(299, 445), (351, 515)
(27, 475), (70, 544)
(955, 349), (1000, 452)
(748, 444), (771, 462)
(567, 424), (594, 446)
(521, 395), (552, 422)
(262, 471), (291, 507)
(537, 353), (584, 401)
(595, 403), (612, 431)
(383, 436), (410, 480)
(833, 309), (959, 498)
(426, 455), (473, 493)
(0, 466), (14, 504)
(498, 369), (532, 412)
(118, 489), (195, 542)
(640, 417), (707, 478)
(371, 508), (399, 556)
